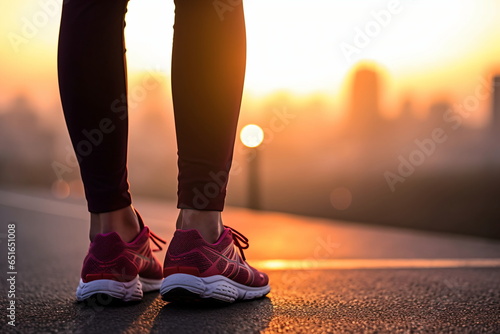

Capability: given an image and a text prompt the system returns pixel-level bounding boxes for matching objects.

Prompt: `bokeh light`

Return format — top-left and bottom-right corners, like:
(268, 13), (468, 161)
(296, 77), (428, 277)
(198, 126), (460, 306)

(240, 124), (265, 148)
(330, 187), (353, 210)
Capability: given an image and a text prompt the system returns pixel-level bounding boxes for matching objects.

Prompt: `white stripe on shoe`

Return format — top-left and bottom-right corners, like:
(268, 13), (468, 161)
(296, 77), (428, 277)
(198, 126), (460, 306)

(76, 275), (143, 302)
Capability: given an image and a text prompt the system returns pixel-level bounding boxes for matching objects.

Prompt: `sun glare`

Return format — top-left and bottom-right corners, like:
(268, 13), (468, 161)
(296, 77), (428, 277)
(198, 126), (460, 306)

(1, 0), (499, 107)
(240, 124), (265, 148)
(121, 0), (500, 96)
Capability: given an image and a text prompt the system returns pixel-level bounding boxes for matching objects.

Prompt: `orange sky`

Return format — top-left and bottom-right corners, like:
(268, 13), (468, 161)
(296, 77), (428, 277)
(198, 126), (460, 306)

(1, 0), (499, 125)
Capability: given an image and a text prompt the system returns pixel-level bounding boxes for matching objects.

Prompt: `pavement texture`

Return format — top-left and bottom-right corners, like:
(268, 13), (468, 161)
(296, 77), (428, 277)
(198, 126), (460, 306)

(0, 189), (499, 333)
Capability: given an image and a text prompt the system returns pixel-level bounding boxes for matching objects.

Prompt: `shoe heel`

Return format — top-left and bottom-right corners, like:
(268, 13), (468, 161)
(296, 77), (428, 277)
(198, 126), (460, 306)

(76, 275), (143, 302)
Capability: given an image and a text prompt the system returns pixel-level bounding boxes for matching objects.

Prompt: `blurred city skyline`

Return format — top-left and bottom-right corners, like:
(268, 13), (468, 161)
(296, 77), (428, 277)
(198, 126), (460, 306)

(1, 62), (499, 238)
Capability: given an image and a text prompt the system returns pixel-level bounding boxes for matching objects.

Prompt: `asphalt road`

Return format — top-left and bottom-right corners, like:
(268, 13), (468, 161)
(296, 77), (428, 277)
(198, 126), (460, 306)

(0, 190), (499, 333)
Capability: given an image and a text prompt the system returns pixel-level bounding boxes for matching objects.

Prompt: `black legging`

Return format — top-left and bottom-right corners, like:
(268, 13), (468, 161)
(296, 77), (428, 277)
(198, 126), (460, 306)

(58, 0), (246, 213)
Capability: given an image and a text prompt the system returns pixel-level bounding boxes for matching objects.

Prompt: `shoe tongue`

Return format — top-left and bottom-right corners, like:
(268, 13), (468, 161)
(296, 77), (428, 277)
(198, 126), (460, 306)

(134, 209), (145, 230)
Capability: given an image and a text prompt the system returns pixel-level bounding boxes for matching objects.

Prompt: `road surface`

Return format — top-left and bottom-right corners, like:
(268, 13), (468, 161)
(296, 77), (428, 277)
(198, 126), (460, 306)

(0, 190), (499, 333)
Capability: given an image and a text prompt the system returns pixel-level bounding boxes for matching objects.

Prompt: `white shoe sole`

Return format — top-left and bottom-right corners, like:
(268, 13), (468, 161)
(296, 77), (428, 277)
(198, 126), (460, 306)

(160, 273), (270, 303)
(76, 275), (163, 302)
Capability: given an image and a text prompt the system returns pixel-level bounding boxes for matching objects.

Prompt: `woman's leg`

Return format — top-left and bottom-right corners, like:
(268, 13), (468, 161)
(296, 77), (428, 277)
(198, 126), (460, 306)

(59, 3), (165, 303)
(58, 0), (138, 241)
(163, 2), (270, 303)
(172, 0), (246, 242)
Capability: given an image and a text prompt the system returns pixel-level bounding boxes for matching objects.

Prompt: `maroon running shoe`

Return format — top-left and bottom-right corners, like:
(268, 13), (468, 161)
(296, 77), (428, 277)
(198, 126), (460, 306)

(76, 211), (165, 302)
(160, 226), (270, 303)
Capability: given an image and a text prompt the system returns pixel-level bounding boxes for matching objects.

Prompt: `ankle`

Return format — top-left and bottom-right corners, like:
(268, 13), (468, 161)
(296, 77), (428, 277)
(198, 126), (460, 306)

(178, 209), (224, 243)
(90, 206), (140, 243)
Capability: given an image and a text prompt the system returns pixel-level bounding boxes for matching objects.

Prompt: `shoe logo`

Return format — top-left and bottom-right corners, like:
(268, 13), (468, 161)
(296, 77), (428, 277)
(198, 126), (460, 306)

(203, 245), (254, 285)
(123, 249), (157, 271)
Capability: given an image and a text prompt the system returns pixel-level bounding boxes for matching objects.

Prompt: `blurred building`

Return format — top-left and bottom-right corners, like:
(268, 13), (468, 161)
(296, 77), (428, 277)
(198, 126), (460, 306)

(348, 66), (384, 137)
(0, 97), (55, 187)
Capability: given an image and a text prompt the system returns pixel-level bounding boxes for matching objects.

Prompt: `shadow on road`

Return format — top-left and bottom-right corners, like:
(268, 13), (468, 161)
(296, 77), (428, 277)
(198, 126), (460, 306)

(151, 297), (273, 333)
(73, 292), (158, 333)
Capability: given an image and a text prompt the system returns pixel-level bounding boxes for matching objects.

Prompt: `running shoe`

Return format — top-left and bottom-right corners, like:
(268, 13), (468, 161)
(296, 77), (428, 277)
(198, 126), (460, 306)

(160, 226), (270, 303)
(76, 210), (165, 302)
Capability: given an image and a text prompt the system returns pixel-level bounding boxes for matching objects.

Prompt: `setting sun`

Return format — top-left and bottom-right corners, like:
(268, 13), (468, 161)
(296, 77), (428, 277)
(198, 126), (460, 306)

(240, 124), (265, 148)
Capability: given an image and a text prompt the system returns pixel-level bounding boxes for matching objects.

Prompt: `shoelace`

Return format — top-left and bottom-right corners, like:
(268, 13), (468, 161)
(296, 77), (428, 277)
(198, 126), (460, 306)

(135, 209), (166, 252)
(225, 225), (249, 261)
(149, 231), (166, 252)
